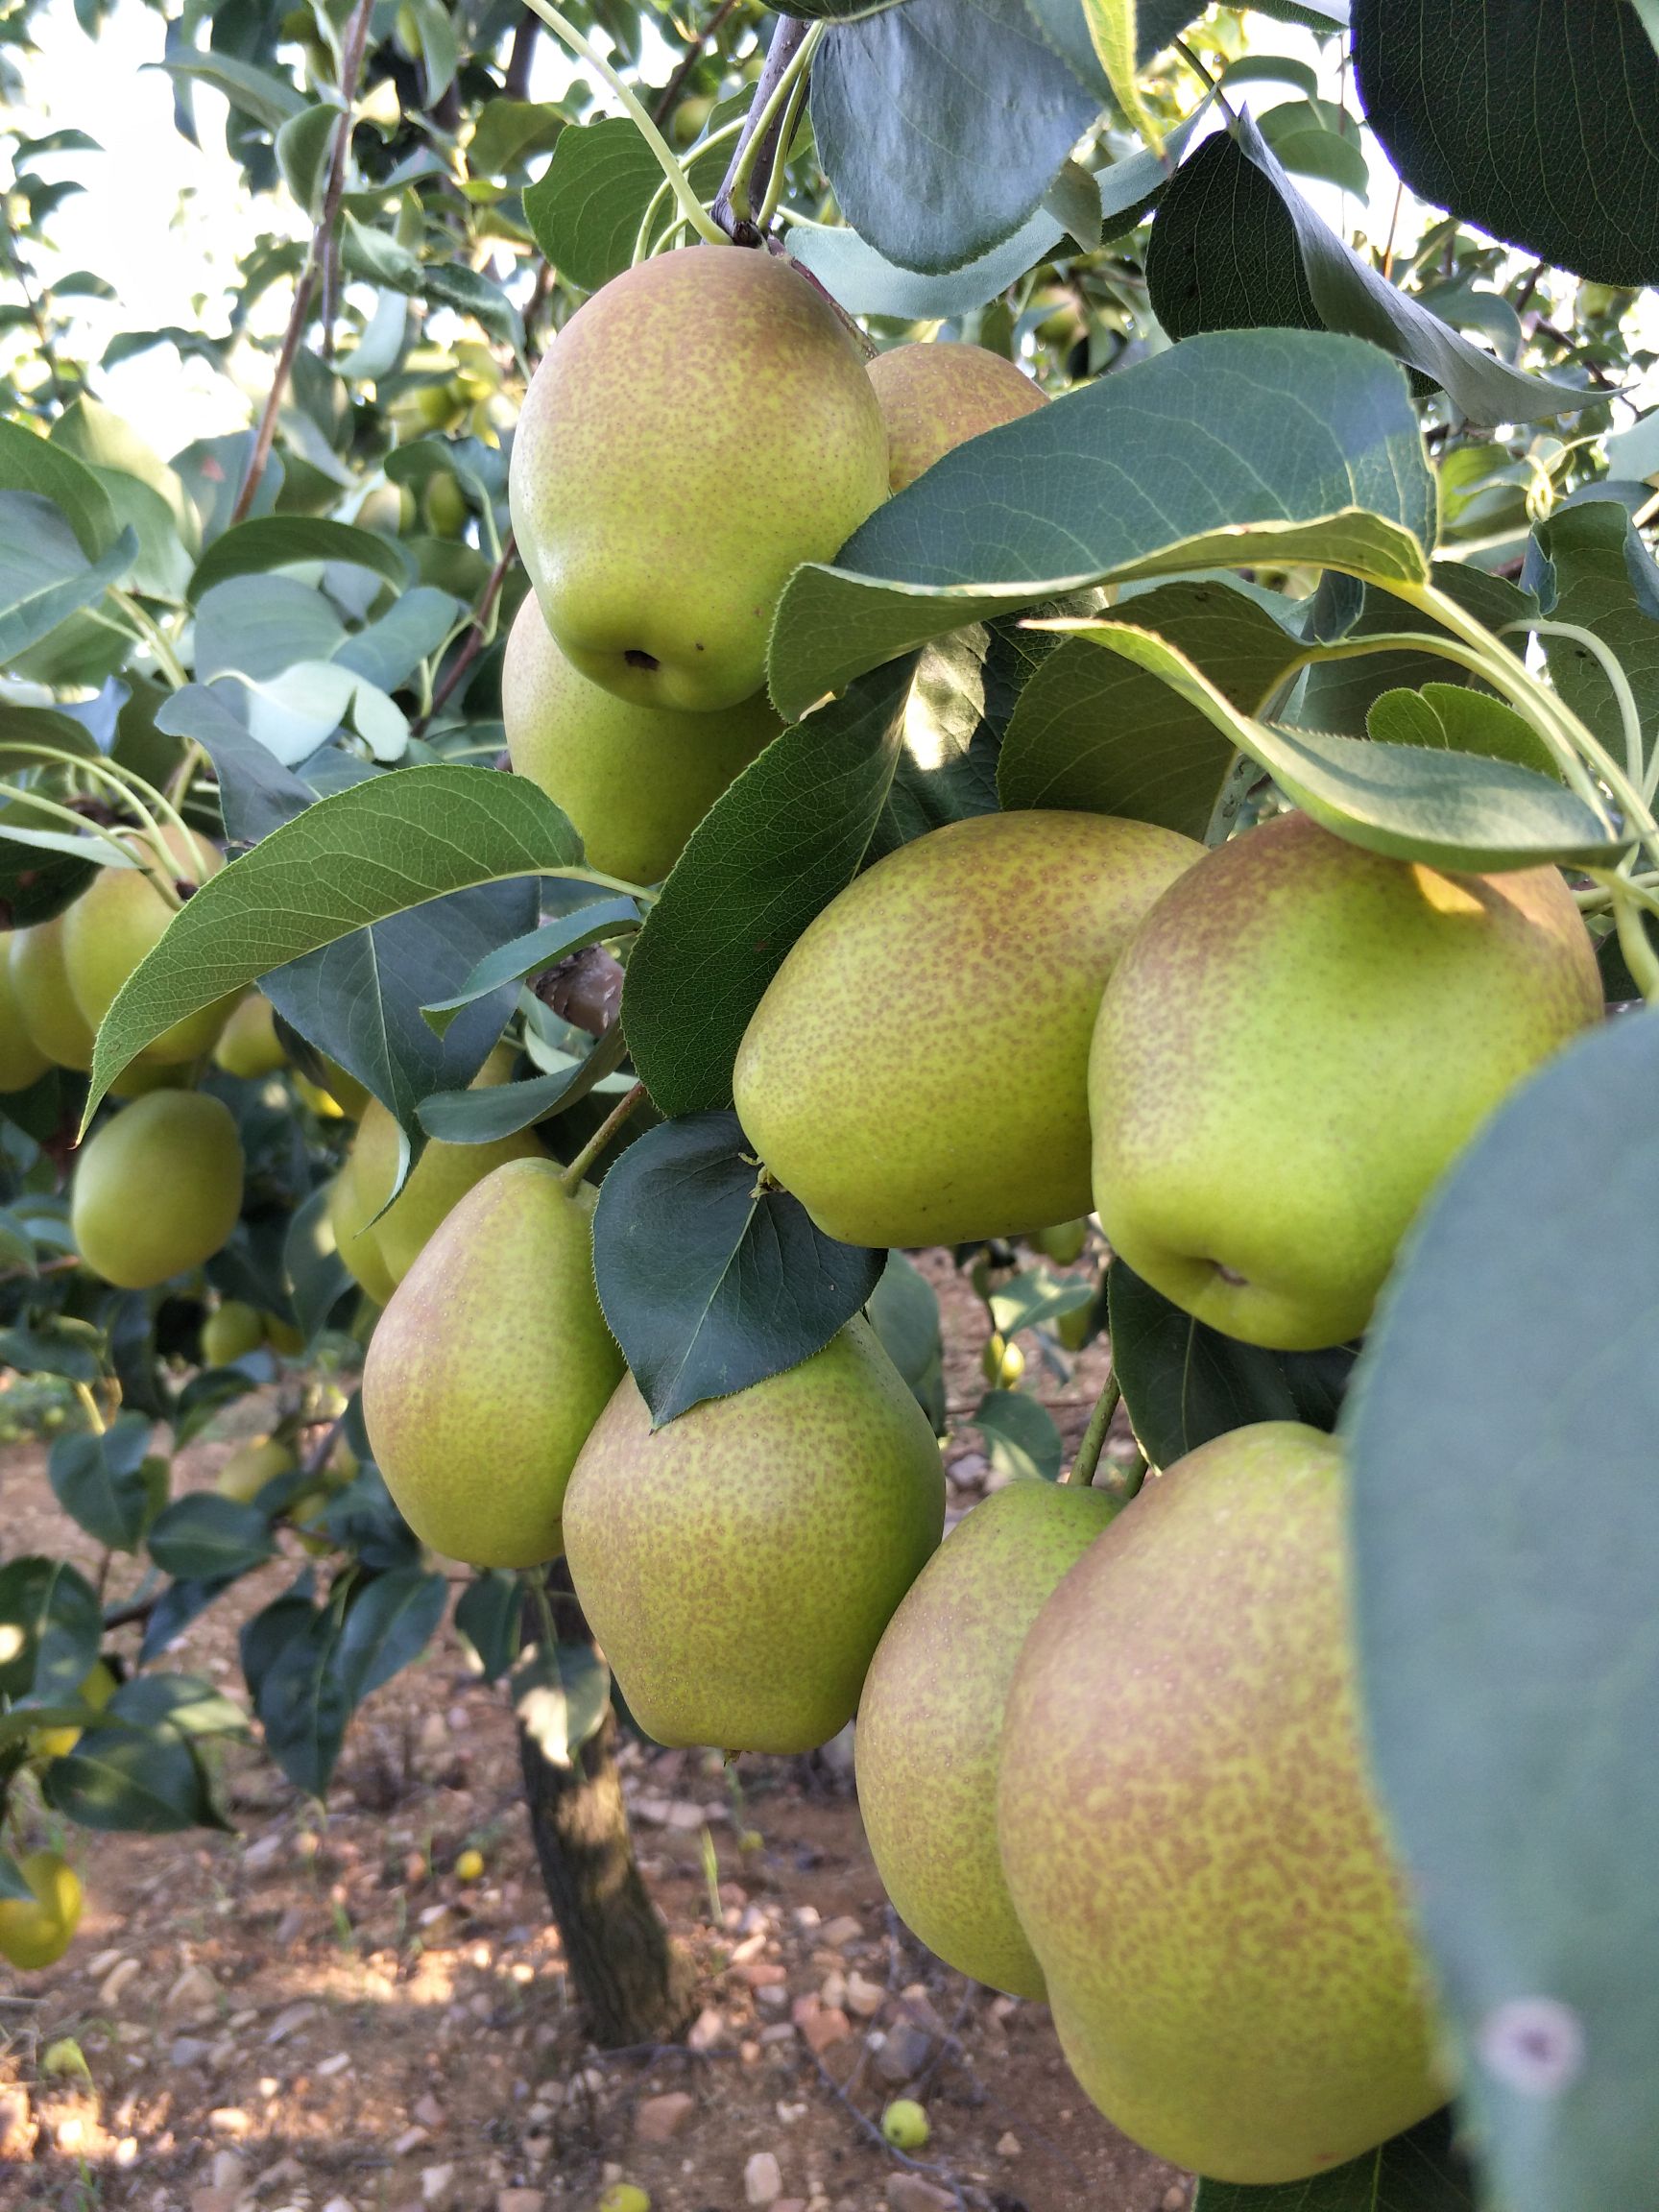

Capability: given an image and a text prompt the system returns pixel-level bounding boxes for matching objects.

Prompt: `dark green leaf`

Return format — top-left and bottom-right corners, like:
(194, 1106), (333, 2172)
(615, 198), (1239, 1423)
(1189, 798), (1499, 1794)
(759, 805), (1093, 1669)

(592, 1109), (885, 1426)
(316, 1467), (424, 1575)
(285, 1181), (350, 1343)
(522, 119), (733, 296)
(0, 1851), (35, 1902)
(454, 1572), (523, 1684)
(768, 329), (1435, 723)
(0, 1555), (101, 1703)
(147, 1494), (276, 1581)
(0, 492), (137, 662)
(622, 659), (915, 1118)
(0, 1320), (103, 1382)
(43, 1718), (225, 1833)
(107, 1672), (249, 1739)
(0, 417), (120, 558)
(1525, 501), (1659, 777)
(974, 1388), (1063, 1481)
(337, 1569), (445, 1705)
(514, 1637), (609, 1767)
(1367, 683), (1562, 781)
(419, 1041), (629, 1143)
(810, 0), (1099, 276)
(987, 1270), (1095, 1334)
(1346, 1010), (1659, 2212)
(241, 1588), (349, 1799)
(158, 52), (307, 133)
(1193, 2109), (1471, 2210)
(422, 902), (641, 1036)
(866, 1252), (945, 1431)
(1354, 0), (1659, 285)
(188, 516), (410, 600)
(1110, 1261), (1356, 1467)
(48, 1413), (155, 1551)
(138, 1576), (239, 1664)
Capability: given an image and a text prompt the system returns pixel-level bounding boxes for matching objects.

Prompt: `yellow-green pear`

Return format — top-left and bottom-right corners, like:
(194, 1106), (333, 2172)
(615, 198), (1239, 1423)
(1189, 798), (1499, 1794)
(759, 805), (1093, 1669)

(71, 1091), (245, 1288)
(363, 1158), (625, 1566)
(214, 994), (288, 1078)
(0, 1850), (83, 1970)
(998, 1422), (1442, 2182)
(1090, 811), (1602, 1349)
(510, 244), (889, 712)
(855, 1479), (1116, 1998)
(203, 1298), (264, 1365)
(867, 341), (1047, 492)
(215, 1434), (298, 1503)
(564, 1320), (944, 1752)
(733, 811), (1203, 1249)
(501, 596), (779, 884)
(9, 913), (95, 1070)
(0, 934), (51, 1090)
(63, 827), (237, 1066)
(334, 1055), (541, 1297)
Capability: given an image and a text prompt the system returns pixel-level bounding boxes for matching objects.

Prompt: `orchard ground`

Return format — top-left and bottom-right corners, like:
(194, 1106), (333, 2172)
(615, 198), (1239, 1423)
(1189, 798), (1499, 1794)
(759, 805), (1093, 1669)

(0, 1255), (1180, 2212)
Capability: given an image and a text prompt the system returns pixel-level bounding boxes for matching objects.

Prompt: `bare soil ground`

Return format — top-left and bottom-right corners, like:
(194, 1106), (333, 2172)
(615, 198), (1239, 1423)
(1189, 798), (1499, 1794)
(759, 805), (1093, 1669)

(0, 1249), (1180, 2212)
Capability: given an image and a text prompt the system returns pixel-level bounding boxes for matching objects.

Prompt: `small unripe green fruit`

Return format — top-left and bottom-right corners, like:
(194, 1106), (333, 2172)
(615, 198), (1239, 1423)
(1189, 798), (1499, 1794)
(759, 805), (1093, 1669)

(214, 994), (288, 1078)
(203, 1300), (264, 1366)
(0, 931), (51, 1091)
(64, 829), (238, 1066)
(0, 1851), (83, 1970)
(216, 1435), (299, 1503)
(880, 2101), (930, 2152)
(9, 914), (95, 1070)
(72, 1092), (245, 1289)
(981, 1332), (1024, 1387)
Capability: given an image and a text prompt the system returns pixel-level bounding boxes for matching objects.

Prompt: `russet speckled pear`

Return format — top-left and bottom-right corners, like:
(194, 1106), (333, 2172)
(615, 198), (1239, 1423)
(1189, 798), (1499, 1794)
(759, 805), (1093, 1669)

(855, 1479), (1116, 1999)
(508, 244), (889, 713)
(63, 827), (239, 1066)
(362, 1159), (624, 1568)
(0, 933), (50, 1092)
(71, 1091), (244, 1289)
(9, 913), (95, 1070)
(733, 811), (1203, 1250)
(501, 595), (779, 883)
(1089, 811), (1603, 1350)
(867, 341), (1047, 492)
(563, 1320), (945, 1753)
(998, 1423), (1443, 2183)
(329, 1048), (541, 1301)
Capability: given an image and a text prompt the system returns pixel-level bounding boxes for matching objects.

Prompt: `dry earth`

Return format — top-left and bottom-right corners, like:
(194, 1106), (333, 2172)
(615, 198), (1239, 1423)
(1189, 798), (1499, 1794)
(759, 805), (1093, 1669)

(0, 1250), (1181, 2212)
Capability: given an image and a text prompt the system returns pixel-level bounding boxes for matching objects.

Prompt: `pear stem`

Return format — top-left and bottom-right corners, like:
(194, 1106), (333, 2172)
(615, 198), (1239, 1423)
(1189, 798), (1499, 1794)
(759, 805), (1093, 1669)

(713, 16), (823, 239)
(559, 1078), (647, 1194)
(1066, 1371), (1120, 1488)
(520, 0), (730, 250)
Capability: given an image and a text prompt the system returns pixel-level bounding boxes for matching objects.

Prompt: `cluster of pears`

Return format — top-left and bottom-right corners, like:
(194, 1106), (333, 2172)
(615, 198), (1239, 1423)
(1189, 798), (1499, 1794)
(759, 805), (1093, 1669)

(503, 239), (1046, 882)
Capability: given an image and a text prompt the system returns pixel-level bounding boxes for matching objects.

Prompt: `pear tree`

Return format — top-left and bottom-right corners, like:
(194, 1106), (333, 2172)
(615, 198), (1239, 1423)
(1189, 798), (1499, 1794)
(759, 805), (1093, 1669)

(2, 3), (1659, 2205)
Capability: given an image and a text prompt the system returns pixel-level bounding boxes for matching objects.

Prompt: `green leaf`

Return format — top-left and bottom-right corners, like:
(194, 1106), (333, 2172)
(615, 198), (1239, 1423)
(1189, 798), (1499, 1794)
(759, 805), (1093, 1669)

(1079, 0), (1166, 156)
(276, 102), (341, 217)
(48, 1413), (156, 1552)
(1345, 1009), (1659, 2212)
(0, 1555), (101, 1703)
(514, 1636), (609, 1768)
(1045, 618), (1621, 871)
(85, 765), (581, 1119)
(43, 1715), (225, 1834)
(0, 415), (120, 558)
(422, 902), (641, 1037)
(1355, 0), (1659, 285)
(767, 328), (1435, 724)
(454, 1572), (522, 1683)
(241, 1584), (350, 1798)
(809, 0), (1100, 276)
(189, 515), (410, 599)
(108, 1672), (249, 1740)
(521, 120), (731, 297)
(1110, 1261), (1354, 1469)
(1525, 500), (1659, 776)
(467, 98), (565, 181)
(866, 1252), (946, 1431)
(1145, 119), (1592, 428)
(974, 1389), (1063, 1482)
(285, 1180), (350, 1341)
(621, 660), (915, 1118)
(987, 1270), (1096, 1335)
(338, 1569), (445, 1704)
(49, 397), (199, 554)
(592, 1109), (885, 1426)
(146, 1495), (276, 1581)
(1367, 683), (1562, 782)
(1255, 95), (1369, 200)
(158, 52), (307, 133)
(998, 576), (1303, 833)
(403, 0), (459, 101)
(1192, 2109), (1470, 2209)
(0, 492), (137, 663)
(0, 1851), (36, 1902)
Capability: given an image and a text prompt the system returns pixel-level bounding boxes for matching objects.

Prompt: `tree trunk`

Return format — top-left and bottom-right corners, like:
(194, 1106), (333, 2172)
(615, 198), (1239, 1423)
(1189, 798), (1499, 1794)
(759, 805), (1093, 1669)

(517, 1562), (696, 2048)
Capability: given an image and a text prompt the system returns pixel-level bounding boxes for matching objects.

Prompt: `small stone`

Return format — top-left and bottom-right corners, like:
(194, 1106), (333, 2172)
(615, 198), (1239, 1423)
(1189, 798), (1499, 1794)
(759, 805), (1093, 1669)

(413, 2093), (447, 2129)
(774, 2202), (807, 2212)
(843, 1972), (884, 2019)
(0, 2087), (31, 2161)
(685, 2007), (728, 2054)
(757, 2023), (798, 2046)
(663, 1800), (709, 1831)
(634, 2092), (694, 2144)
(266, 2002), (318, 2046)
(190, 2190), (238, 2212)
(321, 2198), (357, 2212)
(421, 2165), (456, 2209)
(897, 1985), (944, 2034)
(1162, 2191), (1189, 2211)
(790, 1996), (851, 2055)
(99, 1957), (143, 2008)
(419, 1713), (448, 1750)
(885, 2181), (954, 2212)
(756, 1984), (789, 2012)
(169, 2036), (214, 2069)
(739, 1960), (788, 1989)
(318, 2052), (352, 2078)
(207, 2108), (252, 2138)
(817, 1971), (847, 2009)
(745, 2151), (783, 2206)
(242, 1831), (286, 1874)
(392, 2128), (429, 2155)
(209, 2151), (246, 2192)
(817, 1915), (863, 1951)
(168, 1962), (222, 2017)
(996, 2133), (1022, 2159)
(872, 2025), (932, 2086)
(495, 2192), (543, 2212)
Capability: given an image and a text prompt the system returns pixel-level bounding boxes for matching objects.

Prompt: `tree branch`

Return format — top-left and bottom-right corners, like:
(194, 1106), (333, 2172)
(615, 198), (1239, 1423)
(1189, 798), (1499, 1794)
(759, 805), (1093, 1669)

(711, 13), (811, 244)
(411, 532), (517, 735)
(231, 0), (375, 523)
(651, 0), (741, 126)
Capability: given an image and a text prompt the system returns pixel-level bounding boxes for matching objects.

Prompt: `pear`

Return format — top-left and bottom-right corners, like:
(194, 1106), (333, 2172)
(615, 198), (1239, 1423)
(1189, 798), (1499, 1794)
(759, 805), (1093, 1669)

(363, 1158), (625, 1566)
(733, 811), (1203, 1249)
(867, 341), (1047, 492)
(63, 827), (237, 1065)
(0, 1849), (83, 1970)
(214, 994), (288, 1078)
(332, 1056), (541, 1300)
(71, 1091), (245, 1289)
(998, 1421), (1442, 2182)
(1090, 811), (1602, 1349)
(855, 1479), (1115, 1998)
(0, 933), (51, 1091)
(9, 913), (95, 1070)
(215, 1435), (298, 1503)
(502, 596), (779, 884)
(564, 1320), (944, 1752)
(510, 244), (889, 712)
(30, 1659), (116, 1764)
(202, 1299), (264, 1365)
